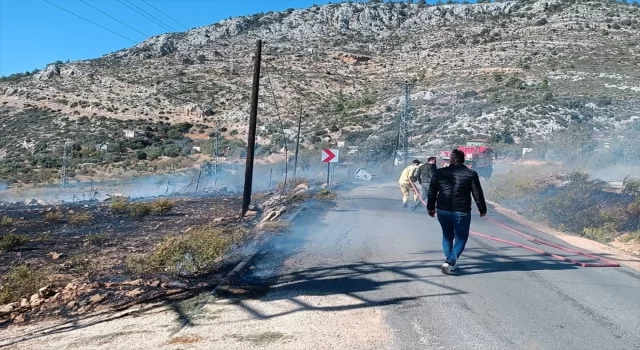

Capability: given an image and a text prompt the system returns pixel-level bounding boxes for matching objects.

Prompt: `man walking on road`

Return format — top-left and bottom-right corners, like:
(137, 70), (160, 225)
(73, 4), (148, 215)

(411, 156), (437, 211)
(398, 159), (421, 208)
(427, 149), (487, 274)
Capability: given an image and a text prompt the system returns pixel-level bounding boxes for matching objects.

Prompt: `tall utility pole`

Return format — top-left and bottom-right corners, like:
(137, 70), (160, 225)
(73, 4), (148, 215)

(242, 39), (262, 217)
(396, 81), (414, 166)
(293, 106), (303, 181)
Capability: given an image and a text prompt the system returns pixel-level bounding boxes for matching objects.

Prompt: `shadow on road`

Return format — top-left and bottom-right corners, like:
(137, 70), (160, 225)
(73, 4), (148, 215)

(227, 245), (582, 321)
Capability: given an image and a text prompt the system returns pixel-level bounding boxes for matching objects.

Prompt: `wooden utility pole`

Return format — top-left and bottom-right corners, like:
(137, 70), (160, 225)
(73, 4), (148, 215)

(293, 106), (303, 181)
(242, 39), (262, 217)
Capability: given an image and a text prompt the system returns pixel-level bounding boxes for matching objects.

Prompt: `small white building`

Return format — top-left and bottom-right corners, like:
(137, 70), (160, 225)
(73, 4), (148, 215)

(123, 130), (145, 138)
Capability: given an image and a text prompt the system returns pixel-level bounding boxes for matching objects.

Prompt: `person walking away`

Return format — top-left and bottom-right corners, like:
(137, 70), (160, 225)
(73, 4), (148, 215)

(398, 159), (421, 209)
(412, 156), (437, 211)
(427, 149), (487, 274)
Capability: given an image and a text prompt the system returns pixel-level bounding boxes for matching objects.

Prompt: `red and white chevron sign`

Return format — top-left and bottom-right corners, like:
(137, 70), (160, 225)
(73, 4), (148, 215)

(321, 149), (339, 163)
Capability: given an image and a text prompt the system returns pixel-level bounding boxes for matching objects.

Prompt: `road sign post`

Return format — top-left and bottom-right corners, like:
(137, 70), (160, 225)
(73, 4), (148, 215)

(322, 149), (339, 186)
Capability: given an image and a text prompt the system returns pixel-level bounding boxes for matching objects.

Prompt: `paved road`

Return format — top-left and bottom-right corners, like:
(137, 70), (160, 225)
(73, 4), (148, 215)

(242, 182), (640, 350)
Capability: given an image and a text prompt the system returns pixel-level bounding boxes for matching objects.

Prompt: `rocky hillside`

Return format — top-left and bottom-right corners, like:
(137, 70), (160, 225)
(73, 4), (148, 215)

(1, 0), (640, 157)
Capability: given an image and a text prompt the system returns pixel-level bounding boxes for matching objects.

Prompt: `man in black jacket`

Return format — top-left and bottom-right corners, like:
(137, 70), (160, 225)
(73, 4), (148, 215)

(411, 156), (437, 211)
(427, 149), (487, 275)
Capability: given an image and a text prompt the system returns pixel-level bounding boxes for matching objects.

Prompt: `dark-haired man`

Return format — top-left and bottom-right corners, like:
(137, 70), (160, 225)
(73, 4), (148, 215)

(412, 156), (437, 211)
(427, 149), (487, 275)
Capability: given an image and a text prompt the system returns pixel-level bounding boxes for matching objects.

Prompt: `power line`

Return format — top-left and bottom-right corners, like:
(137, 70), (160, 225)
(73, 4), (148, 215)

(263, 62), (290, 194)
(42, 0), (137, 43)
(117, 0), (175, 32)
(140, 0), (189, 30)
(79, 0), (149, 38)
(263, 60), (332, 122)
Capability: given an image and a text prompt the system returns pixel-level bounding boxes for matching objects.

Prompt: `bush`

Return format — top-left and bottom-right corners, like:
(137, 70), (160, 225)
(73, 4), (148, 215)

(109, 197), (130, 213)
(44, 210), (63, 222)
(69, 212), (93, 225)
(316, 189), (337, 200)
(150, 198), (176, 215)
(0, 216), (15, 227)
(127, 226), (246, 275)
(129, 202), (152, 218)
(85, 232), (108, 246)
(582, 223), (618, 243)
(0, 232), (28, 251)
(0, 265), (47, 304)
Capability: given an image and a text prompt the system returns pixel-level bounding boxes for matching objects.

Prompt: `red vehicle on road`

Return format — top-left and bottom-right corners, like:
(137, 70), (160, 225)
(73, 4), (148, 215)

(438, 139), (494, 178)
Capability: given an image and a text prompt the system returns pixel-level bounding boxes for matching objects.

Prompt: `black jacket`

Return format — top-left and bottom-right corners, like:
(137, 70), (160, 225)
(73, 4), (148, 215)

(427, 164), (487, 214)
(415, 163), (437, 186)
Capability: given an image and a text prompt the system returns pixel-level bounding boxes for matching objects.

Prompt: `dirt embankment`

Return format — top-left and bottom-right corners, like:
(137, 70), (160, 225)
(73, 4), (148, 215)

(0, 181), (320, 327)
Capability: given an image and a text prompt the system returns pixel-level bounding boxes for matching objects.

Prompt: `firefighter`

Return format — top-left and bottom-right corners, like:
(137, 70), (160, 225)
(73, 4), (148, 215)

(398, 159), (421, 208)
(411, 156), (437, 211)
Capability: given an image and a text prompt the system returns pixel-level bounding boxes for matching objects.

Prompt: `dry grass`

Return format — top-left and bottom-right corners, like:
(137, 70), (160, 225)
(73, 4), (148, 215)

(619, 231), (640, 243)
(259, 221), (291, 233)
(85, 232), (109, 246)
(68, 212), (94, 225)
(109, 197), (129, 213)
(316, 189), (337, 200)
(285, 193), (308, 204)
(129, 202), (152, 218)
(150, 198), (175, 215)
(0, 264), (47, 304)
(0, 232), (28, 251)
(0, 216), (15, 228)
(44, 210), (63, 222)
(127, 225), (246, 276)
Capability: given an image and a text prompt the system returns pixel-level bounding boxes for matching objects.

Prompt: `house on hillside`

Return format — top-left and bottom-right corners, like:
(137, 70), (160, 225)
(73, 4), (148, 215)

(123, 130), (146, 138)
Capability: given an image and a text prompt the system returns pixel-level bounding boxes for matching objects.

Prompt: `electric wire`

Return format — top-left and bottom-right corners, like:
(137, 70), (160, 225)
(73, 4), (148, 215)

(140, 0), (189, 30)
(263, 61), (290, 193)
(42, 0), (137, 43)
(79, 0), (150, 38)
(116, 0), (174, 32)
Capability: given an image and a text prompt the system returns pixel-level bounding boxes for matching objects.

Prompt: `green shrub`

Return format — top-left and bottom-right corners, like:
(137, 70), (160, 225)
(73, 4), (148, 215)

(86, 232), (108, 246)
(0, 265), (46, 304)
(44, 210), (63, 222)
(129, 202), (152, 218)
(69, 212), (93, 225)
(0, 216), (15, 227)
(150, 198), (176, 215)
(0, 232), (28, 251)
(127, 226), (245, 275)
(109, 197), (129, 213)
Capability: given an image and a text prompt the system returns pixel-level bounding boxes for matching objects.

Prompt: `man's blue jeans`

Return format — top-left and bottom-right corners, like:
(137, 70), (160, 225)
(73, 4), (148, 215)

(436, 209), (471, 265)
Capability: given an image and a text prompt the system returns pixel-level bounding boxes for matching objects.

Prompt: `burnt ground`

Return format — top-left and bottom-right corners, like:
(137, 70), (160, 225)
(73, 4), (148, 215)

(0, 193), (272, 327)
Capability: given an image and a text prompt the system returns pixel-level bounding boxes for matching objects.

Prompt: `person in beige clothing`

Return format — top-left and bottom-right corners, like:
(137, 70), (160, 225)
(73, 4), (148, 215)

(398, 159), (421, 208)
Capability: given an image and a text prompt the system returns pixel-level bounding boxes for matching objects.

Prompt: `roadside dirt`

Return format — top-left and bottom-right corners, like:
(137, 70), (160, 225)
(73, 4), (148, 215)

(0, 194), (258, 327)
(487, 200), (640, 271)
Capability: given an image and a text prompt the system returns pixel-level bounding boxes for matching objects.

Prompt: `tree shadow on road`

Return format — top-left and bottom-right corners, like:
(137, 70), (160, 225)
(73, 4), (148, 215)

(220, 258), (468, 321)
(415, 247), (581, 276)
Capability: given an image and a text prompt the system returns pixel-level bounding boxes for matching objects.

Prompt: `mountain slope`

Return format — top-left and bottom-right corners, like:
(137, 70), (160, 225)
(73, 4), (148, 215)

(1, 0), (640, 170)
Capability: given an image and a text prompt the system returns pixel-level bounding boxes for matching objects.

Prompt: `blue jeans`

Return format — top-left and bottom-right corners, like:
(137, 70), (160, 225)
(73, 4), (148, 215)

(436, 209), (471, 265)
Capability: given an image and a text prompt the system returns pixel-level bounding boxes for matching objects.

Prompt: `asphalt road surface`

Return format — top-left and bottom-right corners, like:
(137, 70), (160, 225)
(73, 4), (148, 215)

(242, 182), (640, 350)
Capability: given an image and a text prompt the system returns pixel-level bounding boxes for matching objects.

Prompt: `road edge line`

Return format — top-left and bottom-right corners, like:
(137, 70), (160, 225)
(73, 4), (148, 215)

(486, 199), (640, 272)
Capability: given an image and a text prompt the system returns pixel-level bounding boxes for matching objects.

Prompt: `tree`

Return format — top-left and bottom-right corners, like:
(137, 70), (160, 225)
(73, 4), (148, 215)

(417, 0), (426, 7)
